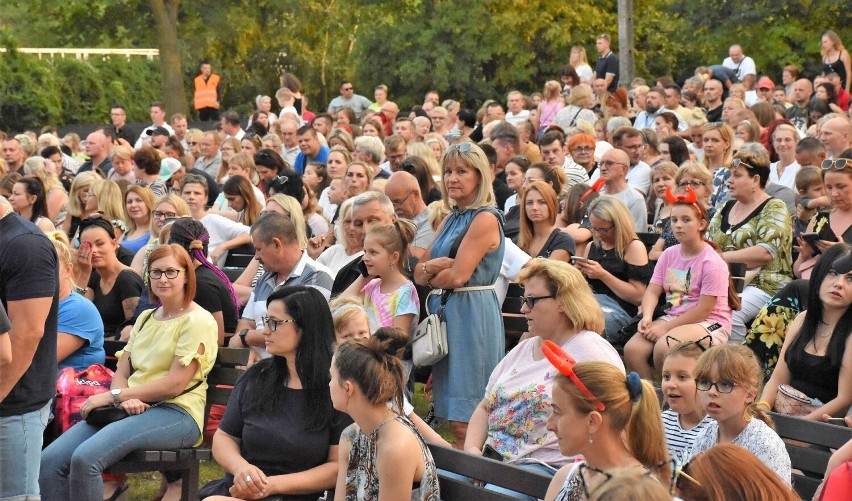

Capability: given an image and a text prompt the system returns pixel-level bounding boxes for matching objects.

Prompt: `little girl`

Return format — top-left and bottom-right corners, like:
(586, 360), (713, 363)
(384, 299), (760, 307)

(685, 344), (792, 485)
(343, 221), (419, 335)
(660, 340), (714, 466)
(329, 295), (372, 346)
(625, 186), (736, 378)
(303, 162), (329, 198)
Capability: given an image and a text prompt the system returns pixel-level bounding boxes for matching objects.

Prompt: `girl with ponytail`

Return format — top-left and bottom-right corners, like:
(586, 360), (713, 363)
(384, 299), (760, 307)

(542, 347), (668, 501)
(342, 220), (420, 336)
(685, 344), (791, 485)
(167, 218), (240, 345)
(331, 327), (440, 500)
(625, 186), (735, 379)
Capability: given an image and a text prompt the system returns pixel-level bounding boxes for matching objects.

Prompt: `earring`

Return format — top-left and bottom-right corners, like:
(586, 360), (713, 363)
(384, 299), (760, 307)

(588, 435), (594, 444)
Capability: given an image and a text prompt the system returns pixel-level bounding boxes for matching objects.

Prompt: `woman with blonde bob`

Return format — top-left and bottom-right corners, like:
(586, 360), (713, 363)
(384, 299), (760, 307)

(554, 86), (597, 132)
(466, 259), (622, 498)
(676, 444), (798, 501)
(26, 156), (68, 226)
(544, 359), (667, 501)
(413, 142), (504, 447)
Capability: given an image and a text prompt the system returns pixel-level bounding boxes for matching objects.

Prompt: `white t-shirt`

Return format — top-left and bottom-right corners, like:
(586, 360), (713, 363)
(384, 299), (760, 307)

(505, 110), (531, 127)
(626, 161), (652, 195)
(722, 56), (756, 81)
(200, 214), (251, 267)
(601, 185), (648, 233)
(317, 245), (363, 278)
(769, 161), (800, 191)
(575, 63), (594, 83)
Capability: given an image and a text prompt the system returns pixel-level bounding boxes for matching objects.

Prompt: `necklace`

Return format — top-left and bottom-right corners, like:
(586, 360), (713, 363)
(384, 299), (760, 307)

(162, 306), (186, 320)
(817, 322), (834, 338)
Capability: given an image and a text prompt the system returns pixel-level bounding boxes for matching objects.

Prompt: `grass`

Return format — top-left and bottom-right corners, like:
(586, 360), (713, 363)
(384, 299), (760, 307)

(123, 383), (448, 499)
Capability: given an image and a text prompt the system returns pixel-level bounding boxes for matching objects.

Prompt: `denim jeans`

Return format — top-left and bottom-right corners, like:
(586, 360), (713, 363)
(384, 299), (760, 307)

(595, 293), (634, 343)
(731, 286), (771, 344)
(0, 401), (51, 501)
(40, 404), (199, 501)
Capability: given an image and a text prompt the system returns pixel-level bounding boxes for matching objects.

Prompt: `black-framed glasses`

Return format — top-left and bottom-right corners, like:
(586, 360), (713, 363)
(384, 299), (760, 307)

(822, 159), (849, 170)
(391, 191), (414, 207)
(601, 160), (627, 168)
(591, 225), (614, 233)
(696, 378), (736, 393)
(153, 210), (178, 220)
(521, 295), (556, 309)
(665, 334), (712, 351)
(262, 316), (296, 332)
(731, 158), (758, 170)
(677, 180), (704, 189)
(447, 142), (473, 154)
(149, 268), (184, 280)
(572, 146), (594, 153)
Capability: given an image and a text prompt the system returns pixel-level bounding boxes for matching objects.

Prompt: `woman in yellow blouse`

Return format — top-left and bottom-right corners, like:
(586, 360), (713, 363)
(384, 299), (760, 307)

(40, 244), (218, 501)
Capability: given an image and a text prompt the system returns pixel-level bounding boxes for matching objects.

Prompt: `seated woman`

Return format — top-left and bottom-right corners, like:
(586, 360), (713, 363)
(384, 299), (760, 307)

(559, 181), (602, 257)
(577, 196), (651, 343)
(625, 187), (736, 378)
(168, 219), (241, 346)
(332, 327), (440, 500)
(26, 156), (68, 227)
(209, 152), (265, 219)
(131, 194), (192, 279)
(201, 286), (350, 501)
(506, 162), (566, 243)
(48, 231), (105, 372)
(676, 444), (799, 501)
(40, 244), (219, 501)
(466, 259), (623, 499)
(649, 162), (714, 261)
(518, 181), (575, 263)
(75, 216), (143, 339)
(318, 198), (364, 278)
(119, 185), (154, 255)
(647, 161), (678, 235)
(543, 358), (667, 501)
(62, 171), (101, 239)
(706, 146), (793, 343)
(759, 244), (852, 420)
(180, 174), (251, 267)
(222, 175), (263, 227)
(9, 176), (55, 233)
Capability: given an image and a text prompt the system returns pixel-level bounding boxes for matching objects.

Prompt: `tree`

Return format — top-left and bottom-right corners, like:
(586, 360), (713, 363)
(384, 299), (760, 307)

(151, 0), (187, 115)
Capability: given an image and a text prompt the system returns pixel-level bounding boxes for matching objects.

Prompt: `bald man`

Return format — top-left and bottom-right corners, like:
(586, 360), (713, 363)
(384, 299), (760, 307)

(385, 172), (433, 261)
(599, 148), (647, 232)
(820, 117), (851, 160)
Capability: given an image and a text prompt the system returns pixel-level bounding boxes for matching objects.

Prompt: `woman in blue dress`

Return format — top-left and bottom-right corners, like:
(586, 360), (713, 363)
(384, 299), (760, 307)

(414, 142), (505, 447)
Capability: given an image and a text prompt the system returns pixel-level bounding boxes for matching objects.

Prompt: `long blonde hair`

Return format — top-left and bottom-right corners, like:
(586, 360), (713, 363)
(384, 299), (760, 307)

(701, 123), (734, 168)
(517, 258), (604, 334)
(90, 179), (125, 224)
(46, 231), (76, 288)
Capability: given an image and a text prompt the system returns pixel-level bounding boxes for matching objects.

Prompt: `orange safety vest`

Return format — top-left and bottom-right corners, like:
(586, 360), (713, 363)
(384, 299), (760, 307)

(194, 74), (220, 110)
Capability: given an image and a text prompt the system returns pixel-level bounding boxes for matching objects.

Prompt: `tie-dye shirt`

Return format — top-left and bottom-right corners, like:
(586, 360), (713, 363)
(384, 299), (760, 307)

(362, 278), (420, 335)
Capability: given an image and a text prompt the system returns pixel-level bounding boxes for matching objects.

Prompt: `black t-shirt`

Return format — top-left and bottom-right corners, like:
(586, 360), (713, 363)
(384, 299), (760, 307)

(117, 245), (135, 267)
(185, 168), (220, 207)
(536, 228), (576, 258)
(492, 179), (513, 214)
(217, 364), (351, 500)
(503, 205), (521, 243)
(705, 104), (723, 123)
(89, 269), (143, 336)
(114, 125), (137, 146)
(426, 187), (443, 205)
(595, 52), (619, 93)
(331, 256), (364, 297)
(0, 301), (9, 333)
(0, 214), (59, 417)
(194, 265), (238, 333)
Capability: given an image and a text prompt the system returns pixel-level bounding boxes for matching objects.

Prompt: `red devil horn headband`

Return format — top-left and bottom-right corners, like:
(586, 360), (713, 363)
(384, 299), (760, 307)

(665, 185), (697, 204)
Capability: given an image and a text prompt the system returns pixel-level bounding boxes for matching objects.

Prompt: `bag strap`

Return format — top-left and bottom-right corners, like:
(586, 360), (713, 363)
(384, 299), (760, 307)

(438, 210), (481, 308)
(149, 379), (205, 408)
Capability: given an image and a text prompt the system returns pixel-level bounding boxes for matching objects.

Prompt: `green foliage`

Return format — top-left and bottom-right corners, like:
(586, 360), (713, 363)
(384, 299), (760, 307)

(0, 48), (160, 131)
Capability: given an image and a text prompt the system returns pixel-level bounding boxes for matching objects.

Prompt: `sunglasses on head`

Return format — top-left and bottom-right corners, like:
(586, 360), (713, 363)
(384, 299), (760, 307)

(822, 159), (849, 170)
(731, 158), (758, 170)
(578, 458), (699, 497)
(447, 142), (474, 154)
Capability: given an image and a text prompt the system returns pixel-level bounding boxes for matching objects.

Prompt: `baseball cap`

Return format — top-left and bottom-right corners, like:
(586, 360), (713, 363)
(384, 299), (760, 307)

(146, 126), (171, 137)
(757, 76), (774, 90)
(160, 157), (182, 181)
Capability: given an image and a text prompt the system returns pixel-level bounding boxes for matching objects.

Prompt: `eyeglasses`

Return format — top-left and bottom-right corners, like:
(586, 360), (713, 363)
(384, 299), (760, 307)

(542, 340), (606, 411)
(572, 146), (594, 153)
(520, 294), (555, 309)
(391, 191), (414, 207)
(153, 210), (178, 220)
(696, 378), (737, 393)
(601, 160), (627, 168)
(731, 158), (758, 170)
(523, 176), (543, 184)
(665, 334), (712, 351)
(447, 143), (473, 154)
(622, 144), (644, 151)
(591, 225), (614, 233)
(149, 268), (184, 280)
(677, 180), (704, 189)
(822, 159), (849, 170)
(262, 316), (296, 332)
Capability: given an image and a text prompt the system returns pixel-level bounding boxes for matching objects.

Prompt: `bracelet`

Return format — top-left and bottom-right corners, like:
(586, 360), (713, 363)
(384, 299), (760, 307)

(422, 262), (431, 277)
(74, 286), (89, 294)
(755, 400), (771, 410)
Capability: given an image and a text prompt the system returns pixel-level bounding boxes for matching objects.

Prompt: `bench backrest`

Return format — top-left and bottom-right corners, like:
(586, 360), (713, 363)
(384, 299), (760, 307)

(427, 442), (552, 500)
(769, 412), (852, 500)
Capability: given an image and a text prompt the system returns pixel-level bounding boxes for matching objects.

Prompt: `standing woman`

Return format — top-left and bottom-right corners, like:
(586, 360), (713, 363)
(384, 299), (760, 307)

(332, 328), (440, 500)
(702, 122), (735, 211)
(63, 171), (101, 238)
(9, 177), (55, 233)
(569, 46), (594, 83)
(75, 216), (143, 338)
(707, 148), (793, 343)
(120, 185), (154, 255)
(413, 143), (505, 448)
(518, 181), (575, 263)
(41, 244), (218, 501)
(769, 124), (800, 191)
(821, 30), (851, 93)
(201, 286), (348, 501)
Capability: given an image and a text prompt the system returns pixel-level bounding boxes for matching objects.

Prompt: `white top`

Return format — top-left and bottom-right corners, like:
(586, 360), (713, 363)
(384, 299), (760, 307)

(199, 213), (251, 267)
(662, 409), (715, 466)
(626, 160), (652, 195)
(496, 239), (530, 306)
(319, 187), (337, 220)
(722, 55), (757, 80)
(505, 110), (531, 127)
(504, 193), (517, 213)
(769, 161), (800, 191)
(317, 245), (363, 278)
(575, 63), (594, 83)
(685, 418), (792, 485)
(601, 185), (648, 233)
(306, 212), (329, 240)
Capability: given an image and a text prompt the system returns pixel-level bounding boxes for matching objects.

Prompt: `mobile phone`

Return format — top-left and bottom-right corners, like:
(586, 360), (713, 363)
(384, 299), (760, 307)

(826, 418), (849, 427)
(482, 444), (504, 461)
(570, 256), (588, 263)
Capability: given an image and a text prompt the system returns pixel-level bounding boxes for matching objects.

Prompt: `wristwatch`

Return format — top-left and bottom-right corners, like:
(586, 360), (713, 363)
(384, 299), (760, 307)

(238, 328), (250, 348)
(110, 388), (122, 407)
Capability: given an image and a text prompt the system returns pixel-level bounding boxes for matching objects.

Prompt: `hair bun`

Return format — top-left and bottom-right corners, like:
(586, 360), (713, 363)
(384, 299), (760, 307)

(626, 372), (642, 402)
(373, 326), (409, 355)
(189, 239), (204, 250)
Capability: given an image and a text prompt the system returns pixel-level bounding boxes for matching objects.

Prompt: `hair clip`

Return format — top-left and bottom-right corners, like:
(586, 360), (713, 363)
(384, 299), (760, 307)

(542, 340), (605, 411)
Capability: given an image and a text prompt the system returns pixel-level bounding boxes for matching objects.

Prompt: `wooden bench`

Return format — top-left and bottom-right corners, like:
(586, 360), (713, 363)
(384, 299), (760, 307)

(427, 442), (552, 500)
(769, 412), (852, 500)
(103, 347), (249, 501)
(501, 283), (528, 345)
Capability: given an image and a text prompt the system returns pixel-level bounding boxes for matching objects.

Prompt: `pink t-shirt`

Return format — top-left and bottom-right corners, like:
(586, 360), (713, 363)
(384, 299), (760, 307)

(651, 244), (733, 334)
(361, 278), (420, 334)
(483, 333), (624, 467)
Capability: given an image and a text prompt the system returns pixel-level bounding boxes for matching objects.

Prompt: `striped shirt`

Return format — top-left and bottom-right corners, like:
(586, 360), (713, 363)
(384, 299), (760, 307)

(662, 409), (714, 466)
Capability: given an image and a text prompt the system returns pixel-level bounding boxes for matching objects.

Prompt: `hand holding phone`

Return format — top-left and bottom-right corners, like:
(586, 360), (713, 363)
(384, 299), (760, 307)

(570, 256), (588, 263)
(482, 444), (504, 461)
(826, 417), (849, 427)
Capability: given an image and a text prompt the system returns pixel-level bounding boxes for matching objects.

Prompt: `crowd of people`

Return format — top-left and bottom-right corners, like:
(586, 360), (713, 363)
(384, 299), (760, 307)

(1, 28), (851, 501)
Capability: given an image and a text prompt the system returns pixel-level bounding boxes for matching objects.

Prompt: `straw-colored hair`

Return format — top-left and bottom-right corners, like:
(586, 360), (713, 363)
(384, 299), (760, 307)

(334, 197), (355, 244)
(701, 123), (734, 168)
(586, 466), (673, 501)
(517, 258), (604, 334)
(25, 157), (63, 193)
(265, 194), (308, 249)
(149, 194), (190, 237)
(407, 141), (441, 178)
(90, 178), (126, 225)
(441, 143), (496, 210)
(693, 344), (772, 427)
(124, 185), (155, 233)
(329, 295), (370, 336)
(46, 231), (77, 288)
(587, 195), (638, 259)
